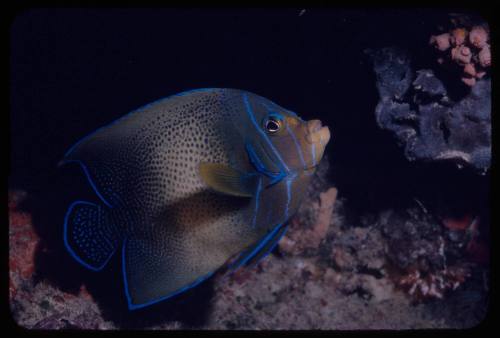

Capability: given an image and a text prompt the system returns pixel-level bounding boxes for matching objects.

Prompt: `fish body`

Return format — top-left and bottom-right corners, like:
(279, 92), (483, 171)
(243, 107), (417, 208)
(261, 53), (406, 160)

(61, 88), (330, 309)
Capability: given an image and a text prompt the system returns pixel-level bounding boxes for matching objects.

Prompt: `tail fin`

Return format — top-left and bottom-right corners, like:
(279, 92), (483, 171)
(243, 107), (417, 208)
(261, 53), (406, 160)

(63, 200), (119, 271)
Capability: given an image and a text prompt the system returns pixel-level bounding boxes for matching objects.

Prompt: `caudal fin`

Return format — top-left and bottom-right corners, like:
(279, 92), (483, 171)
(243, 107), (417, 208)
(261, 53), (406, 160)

(63, 200), (119, 271)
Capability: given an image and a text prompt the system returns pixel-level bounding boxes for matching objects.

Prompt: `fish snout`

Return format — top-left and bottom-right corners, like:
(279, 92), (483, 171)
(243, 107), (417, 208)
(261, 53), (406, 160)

(305, 119), (330, 146)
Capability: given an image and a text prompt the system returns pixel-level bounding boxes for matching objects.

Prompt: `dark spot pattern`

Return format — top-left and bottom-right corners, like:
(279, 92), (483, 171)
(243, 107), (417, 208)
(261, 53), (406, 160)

(63, 89), (318, 307)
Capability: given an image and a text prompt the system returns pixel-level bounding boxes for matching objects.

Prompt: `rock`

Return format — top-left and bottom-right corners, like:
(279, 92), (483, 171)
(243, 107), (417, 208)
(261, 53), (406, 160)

(380, 208), (446, 271)
(8, 154), (488, 329)
(366, 47), (491, 172)
(331, 246), (357, 270)
(330, 224), (386, 274)
(363, 276), (394, 303)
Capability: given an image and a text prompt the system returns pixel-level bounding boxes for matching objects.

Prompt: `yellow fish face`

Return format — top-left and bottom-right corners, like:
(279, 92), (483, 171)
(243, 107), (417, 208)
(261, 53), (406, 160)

(241, 93), (331, 176)
(264, 114), (331, 172)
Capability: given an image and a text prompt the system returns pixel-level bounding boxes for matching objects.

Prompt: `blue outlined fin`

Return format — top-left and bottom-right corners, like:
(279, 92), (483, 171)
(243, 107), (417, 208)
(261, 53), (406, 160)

(63, 200), (119, 271)
(122, 238), (216, 310)
(227, 223), (286, 272)
(245, 224), (289, 268)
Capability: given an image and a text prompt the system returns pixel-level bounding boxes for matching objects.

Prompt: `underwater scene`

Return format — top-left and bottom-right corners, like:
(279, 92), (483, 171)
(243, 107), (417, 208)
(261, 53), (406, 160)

(9, 8), (491, 329)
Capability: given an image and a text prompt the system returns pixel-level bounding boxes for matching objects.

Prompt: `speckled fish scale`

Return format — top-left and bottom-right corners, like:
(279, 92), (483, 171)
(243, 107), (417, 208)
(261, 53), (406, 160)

(61, 88), (330, 309)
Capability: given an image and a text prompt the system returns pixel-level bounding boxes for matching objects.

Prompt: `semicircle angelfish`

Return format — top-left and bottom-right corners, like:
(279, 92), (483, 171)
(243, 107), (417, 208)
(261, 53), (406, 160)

(60, 88), (331, 310)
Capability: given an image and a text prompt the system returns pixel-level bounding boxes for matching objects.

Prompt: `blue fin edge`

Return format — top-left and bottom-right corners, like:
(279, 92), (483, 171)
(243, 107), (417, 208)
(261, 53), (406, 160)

(247, 224), (289, 269)
(121, 238), (216, 310)
(228, 222), (285, 273)
(259, 100), (301, 120)
(63, 88), (220, 158)
(62, 159), (113, 208)
(63, 200), (116, 272)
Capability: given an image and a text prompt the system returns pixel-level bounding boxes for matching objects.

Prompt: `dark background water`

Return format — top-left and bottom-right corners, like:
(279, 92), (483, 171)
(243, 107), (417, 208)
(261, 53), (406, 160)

(9, 8), (487, 213)
(8, 8), (491, 328)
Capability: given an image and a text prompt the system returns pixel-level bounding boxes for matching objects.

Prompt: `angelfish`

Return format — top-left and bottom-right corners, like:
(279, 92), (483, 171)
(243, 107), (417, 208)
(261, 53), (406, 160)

(61, 88), (331, 310)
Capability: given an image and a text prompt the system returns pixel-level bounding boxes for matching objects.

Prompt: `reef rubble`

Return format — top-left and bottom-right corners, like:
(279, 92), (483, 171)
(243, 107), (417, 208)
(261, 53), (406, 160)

(9, 157), (489, 329)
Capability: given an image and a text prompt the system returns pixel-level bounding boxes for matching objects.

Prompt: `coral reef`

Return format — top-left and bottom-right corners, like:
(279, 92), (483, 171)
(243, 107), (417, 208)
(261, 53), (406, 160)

(378, 207), (484, 302)
(366, 47), (491, 172)
(395, 264), (471, 301)
(430, 23), (490, 87)
(9, 157), (488, 329)
(9, 191), (36, 301)
(279, 187), (337, 255)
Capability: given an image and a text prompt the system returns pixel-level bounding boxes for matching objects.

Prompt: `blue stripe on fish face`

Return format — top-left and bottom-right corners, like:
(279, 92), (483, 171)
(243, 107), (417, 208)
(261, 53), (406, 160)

(122, 238), (215, 310)
(285, 124), (307, 170)
(260, 101), (301, 120)
(284, 172), (298, 222)
(242, 94), (290, 174)
(284, 177), (291, 221)
(245, 142), (286, 186)
(228, 172), (298, 273)
(251, 177), (263, 228)
(267, 111), (285, 121)
(245, 143), (273, 177)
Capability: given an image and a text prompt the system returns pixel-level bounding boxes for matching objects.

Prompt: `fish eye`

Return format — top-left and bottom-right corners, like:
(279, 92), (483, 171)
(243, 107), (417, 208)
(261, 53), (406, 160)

(264, 116), (282, 134)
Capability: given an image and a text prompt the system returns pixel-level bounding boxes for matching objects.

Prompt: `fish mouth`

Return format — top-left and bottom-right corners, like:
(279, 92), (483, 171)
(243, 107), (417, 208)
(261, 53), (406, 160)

(305, 120), (330, 146)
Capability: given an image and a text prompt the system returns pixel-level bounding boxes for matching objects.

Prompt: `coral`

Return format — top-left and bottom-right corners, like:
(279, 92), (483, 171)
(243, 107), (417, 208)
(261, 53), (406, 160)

(378, 205), (485, 303)
(278, 157), (337, 256)
(451, 45), (472, 65)
(463, 63), (476, 78)
(429, 22), (490, 87)
(469, 26), (488, 49)
(442, 216), (489, 266)
(8, 156), (489, 329)
(478, 45), (491, 68)
(429, 33), (451, 51)
(9, 192), (37, 301)
(450, 28), (467, 46)
(441, 214), (473, 231)
(366, 47), (491, 172)
(395, 264), (472, 301)
(279, 187), (337, 255)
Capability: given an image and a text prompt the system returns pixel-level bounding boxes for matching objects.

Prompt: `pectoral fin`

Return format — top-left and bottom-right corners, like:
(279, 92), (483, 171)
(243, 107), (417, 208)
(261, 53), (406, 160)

(199, 162), (258, 197)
